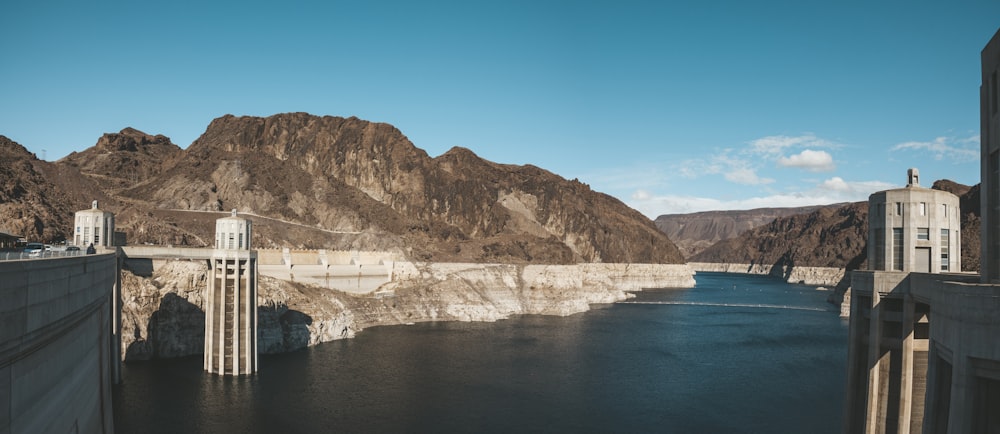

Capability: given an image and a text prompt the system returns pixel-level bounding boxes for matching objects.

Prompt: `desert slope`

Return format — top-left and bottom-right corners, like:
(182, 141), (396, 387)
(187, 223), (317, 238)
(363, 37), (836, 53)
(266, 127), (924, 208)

(117, 113), (684, 264)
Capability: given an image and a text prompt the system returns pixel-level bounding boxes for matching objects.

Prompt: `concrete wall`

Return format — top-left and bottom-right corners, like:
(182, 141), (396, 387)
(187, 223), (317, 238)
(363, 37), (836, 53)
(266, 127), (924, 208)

(255, 248), (401, 266)
(0, 253), (117, 434)
(121, 245), (214, 260)
(981, 27), (1000, 283)
(845, 270), (1000, 433)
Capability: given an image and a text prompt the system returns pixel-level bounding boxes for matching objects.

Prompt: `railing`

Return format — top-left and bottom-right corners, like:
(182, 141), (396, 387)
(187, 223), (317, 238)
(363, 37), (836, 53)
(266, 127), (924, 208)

(0, 250), (87, 261)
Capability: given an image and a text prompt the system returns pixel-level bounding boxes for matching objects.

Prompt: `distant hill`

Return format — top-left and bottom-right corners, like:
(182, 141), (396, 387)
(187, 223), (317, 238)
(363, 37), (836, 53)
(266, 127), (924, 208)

(5, 113), (685, 264)
(0, 135), (115, 242)
(690, 179), (981, 273)
(60, 127), (183, 192)
(691, 202), (869, 269)
(654, 205), (838, 258)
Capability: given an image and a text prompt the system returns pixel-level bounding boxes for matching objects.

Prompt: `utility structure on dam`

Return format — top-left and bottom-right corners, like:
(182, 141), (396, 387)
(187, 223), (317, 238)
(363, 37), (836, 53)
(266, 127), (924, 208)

(74, 200), (115, 248)
(866, 168), (961, 274)
(204, 210), (258, 375)
(844, 27), (1000, 434)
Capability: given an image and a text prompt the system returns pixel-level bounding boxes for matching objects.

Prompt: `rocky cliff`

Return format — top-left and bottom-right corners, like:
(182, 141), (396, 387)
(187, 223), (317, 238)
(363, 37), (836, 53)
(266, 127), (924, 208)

(0, 136), (115, 241)
(112, 113), (683, 264)
(691, 202), (870, 270)
(655, 205), (837, 258)
(120, 259), (695, 360)
(60, 127), (183, 193)
(1, 113), (684, 264)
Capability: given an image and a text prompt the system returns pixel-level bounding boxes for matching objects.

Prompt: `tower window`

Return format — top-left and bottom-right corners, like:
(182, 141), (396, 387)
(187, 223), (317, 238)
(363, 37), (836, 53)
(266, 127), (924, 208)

(918, 228), (930, 240)
(874, 230), (886, 270)
(893, 228), (904, 271)
(941, 229), (950, 271)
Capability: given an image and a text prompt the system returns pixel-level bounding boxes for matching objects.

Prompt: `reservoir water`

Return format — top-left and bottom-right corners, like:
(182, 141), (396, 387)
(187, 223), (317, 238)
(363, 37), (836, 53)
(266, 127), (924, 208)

(113, 272), (849, 433)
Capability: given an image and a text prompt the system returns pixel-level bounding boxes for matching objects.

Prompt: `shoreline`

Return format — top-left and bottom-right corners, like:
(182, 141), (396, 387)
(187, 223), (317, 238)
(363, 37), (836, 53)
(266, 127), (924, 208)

(120, 260), (696, 361)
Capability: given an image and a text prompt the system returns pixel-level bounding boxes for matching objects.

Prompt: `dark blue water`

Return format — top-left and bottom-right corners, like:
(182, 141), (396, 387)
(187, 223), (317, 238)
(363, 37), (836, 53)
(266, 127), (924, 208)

(113, 272), (848, 433)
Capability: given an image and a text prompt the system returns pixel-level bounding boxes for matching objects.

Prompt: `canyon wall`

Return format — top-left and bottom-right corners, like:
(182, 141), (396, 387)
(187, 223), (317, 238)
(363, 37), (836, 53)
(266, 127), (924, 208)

(120, 260), (695, 361)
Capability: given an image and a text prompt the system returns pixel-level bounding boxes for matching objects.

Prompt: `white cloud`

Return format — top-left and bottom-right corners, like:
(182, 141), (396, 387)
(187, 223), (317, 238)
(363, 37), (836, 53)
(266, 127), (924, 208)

(890, 136), (978, 162)
(777, 149), (835, 172)
(724, 167), (774, 185)
(819, 176), (851, 192)
(671, 152), (772, 185)
(626, 176), (895, 218)
(664, 134), (842, 187)
(749, 134), (838, 155)
(816, 177), (894, 196)
(631, 189), (652, 200)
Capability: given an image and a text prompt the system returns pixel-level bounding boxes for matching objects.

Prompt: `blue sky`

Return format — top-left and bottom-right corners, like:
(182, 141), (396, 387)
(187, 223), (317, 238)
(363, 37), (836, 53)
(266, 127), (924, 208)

(2, 1), (998, 218)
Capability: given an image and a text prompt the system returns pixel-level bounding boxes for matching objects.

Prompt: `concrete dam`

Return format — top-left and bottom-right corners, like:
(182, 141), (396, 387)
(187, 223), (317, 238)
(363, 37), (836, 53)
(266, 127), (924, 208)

(0, 253), (119, 434)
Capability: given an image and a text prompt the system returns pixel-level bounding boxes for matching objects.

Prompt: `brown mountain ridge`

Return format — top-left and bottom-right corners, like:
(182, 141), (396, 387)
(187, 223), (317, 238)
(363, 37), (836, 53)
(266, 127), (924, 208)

(7, 112), (684, 265)
(0, 135), (116, 241)
(655, 204), (842, 259)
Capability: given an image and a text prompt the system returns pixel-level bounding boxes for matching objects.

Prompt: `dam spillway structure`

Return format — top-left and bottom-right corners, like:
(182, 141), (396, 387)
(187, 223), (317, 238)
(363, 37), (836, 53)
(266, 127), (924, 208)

(205, 210), (258, 375)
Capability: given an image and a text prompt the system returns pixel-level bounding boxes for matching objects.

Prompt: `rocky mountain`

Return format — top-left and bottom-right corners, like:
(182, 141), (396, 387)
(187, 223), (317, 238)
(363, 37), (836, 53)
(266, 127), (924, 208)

(59, 127), (183, 192)
(655, 205), (839, 258)
(112, 113), (683, 264)
(691, 180), (981, 273)
(692, 202), (870, 270)
(5, 113), (682, 264)
(0, 135), (115, 241)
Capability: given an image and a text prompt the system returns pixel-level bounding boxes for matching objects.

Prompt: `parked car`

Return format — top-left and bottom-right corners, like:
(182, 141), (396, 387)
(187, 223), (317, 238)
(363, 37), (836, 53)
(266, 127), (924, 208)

(23, 242), (44, 257)
(66, 246), (81, 253)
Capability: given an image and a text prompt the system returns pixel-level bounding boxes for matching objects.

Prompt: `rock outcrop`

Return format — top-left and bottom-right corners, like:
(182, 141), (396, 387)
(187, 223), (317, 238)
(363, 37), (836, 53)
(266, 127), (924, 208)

(115, 113), (684, 264)
(691, 202), (870, 270)
(59, 128), (183, 192)
(0, 136), (114, 241)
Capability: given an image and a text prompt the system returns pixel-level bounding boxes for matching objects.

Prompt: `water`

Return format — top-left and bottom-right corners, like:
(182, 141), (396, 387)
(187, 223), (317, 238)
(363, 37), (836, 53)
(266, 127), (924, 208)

(113, 272), (849, 433)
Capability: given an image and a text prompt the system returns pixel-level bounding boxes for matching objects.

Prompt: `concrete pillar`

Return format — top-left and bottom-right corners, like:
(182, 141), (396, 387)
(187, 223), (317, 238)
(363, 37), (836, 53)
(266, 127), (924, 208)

(898, 297), (915, 433)
(206, 250), (257, 375)
(865, 293), (884, 434)
(111, 248), (123, 384)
